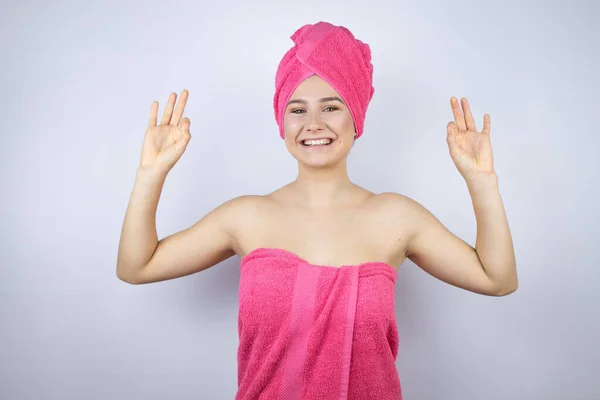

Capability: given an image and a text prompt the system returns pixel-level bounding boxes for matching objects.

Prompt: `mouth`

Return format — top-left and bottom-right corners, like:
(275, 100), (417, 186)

(300, 138), (334, 147)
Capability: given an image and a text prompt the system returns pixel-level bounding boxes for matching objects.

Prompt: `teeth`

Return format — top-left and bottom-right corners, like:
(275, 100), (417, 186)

(303, 138), (332, 146)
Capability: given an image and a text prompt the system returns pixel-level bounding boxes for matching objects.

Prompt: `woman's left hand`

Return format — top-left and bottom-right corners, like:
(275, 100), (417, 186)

(446, 97), (495, 181)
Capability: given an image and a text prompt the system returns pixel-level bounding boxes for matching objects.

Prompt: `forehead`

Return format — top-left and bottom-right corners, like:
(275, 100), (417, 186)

(290, 74), (341, 99)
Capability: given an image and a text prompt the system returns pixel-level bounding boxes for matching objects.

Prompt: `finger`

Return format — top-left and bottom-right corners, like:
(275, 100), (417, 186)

(179, 117), (191, 130)
(148, 101), (158, 128)
(179, 118), (192, 139)
(173, 131), (191, 157)
(450, 97), (467, 131)
(160, 92), (177, 125)
(461, 98), (477, 132)
(170, 89), (189, 126)
(482, 114), (491, 135)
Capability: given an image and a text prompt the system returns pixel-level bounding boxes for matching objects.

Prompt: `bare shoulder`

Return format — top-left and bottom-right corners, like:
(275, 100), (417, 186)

(364, 191), (435, 240)
(220, 195), (265, 213)
(213, 194), (275, 228)
(220, 194), (272, 213)
(217, 194), (278, 252)
(365, 191), (427, 218)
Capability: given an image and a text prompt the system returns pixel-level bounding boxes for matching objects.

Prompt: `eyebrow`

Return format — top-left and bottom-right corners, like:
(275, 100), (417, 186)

(286, 96), (345, 107)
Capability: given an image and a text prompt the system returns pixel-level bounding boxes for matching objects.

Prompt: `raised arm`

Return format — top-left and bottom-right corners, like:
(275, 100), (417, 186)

(116, 90), (238, 284)
(405, 178), (517, 296)
(404, 97), (517, 296)
(117, 175), (242, 284)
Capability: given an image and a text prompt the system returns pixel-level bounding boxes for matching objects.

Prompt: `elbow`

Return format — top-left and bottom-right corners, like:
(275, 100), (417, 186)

(494, 284), (518, 296)
(485, 262), (518, 296)
(492, 278), (519, 296)
(116, 265), (142, 285)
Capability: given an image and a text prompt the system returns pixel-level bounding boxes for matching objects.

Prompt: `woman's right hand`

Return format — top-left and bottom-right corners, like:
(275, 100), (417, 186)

(139, 90), (191, 175)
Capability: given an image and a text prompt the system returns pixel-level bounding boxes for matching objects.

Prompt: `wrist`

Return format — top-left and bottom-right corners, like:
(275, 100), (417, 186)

(136, 165), (168, 185)
(465, 171), (498, 190)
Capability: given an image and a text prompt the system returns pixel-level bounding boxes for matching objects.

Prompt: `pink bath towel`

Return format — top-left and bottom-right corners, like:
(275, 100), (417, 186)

(236, 248), (402, 399)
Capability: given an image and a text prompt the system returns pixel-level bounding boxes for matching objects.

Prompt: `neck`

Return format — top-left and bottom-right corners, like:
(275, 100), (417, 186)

(289, 161), (356, 209)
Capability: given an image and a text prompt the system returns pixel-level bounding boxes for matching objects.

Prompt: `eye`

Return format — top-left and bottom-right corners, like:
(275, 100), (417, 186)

(290, 106), (338, 114)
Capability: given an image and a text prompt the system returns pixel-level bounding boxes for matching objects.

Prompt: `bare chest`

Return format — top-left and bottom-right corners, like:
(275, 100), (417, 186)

(236, 206), (409, 270)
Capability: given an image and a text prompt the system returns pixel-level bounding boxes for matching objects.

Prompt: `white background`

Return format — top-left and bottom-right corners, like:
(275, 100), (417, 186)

(1, 0), (598, 399)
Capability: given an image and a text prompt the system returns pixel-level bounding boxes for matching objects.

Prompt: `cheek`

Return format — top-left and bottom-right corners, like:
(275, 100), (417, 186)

(328, 112), (355, 134)
(283, 113), (301, 132)
(327, 110), (352, 124)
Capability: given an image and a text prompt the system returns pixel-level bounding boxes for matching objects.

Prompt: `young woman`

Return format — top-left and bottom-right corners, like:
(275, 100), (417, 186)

(117, 21), (517, 400)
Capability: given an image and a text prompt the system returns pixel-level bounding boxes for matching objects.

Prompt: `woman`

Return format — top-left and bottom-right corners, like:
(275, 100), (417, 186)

(117, 21), (517, 399)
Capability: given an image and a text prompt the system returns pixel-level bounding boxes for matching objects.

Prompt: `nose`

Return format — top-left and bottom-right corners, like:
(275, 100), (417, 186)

(306, 111), (324, 132)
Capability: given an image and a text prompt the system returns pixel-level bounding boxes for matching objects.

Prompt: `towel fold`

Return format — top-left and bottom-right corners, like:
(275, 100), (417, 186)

(236, 247), (402, 399)
(273, 21), (375, 140)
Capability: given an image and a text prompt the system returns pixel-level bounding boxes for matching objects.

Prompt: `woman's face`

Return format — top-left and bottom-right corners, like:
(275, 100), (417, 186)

(283, 75), (356, 168)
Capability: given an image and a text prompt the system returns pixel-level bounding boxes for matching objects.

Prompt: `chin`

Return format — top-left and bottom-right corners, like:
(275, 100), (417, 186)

(299, 156), (341, 169)
(289, 146), (348, 169)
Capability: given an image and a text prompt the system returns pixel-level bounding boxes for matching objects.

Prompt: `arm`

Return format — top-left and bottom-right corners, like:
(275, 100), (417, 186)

(406, 173), (517, 296)
(116, 167), (240, 285)
(405, 97), (517, 296)
(117, 90), (241, 284)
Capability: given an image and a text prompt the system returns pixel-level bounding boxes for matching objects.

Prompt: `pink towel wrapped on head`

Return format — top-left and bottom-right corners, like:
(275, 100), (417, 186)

(273, 21), (375, 140)
(236, 248), (402, 399)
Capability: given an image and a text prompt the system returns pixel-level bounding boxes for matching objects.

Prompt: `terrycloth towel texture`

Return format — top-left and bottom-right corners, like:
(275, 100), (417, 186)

(236, 248), (402, 399)
(273, 21), (375, 140)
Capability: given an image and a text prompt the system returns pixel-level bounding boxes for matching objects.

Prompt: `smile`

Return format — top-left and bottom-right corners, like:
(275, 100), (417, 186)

(302, 138), (333, 146)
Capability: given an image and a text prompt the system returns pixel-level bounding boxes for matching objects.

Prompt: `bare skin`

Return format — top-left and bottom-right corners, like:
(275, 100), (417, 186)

(117, 75), (518, 296)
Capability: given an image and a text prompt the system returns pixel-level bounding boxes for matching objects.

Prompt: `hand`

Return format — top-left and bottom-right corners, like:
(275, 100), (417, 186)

(139, 90), (191, 175)
(446, 97), (494, 181)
